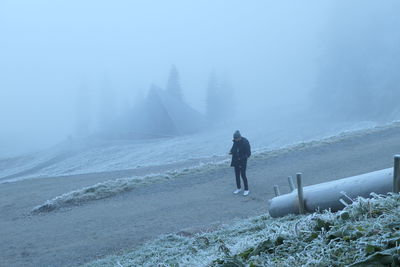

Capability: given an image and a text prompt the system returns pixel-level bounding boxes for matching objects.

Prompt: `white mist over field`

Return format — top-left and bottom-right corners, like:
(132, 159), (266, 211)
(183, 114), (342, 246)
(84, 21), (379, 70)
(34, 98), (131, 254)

(0, 0), (399, 159)
(3, 2), (400, 267)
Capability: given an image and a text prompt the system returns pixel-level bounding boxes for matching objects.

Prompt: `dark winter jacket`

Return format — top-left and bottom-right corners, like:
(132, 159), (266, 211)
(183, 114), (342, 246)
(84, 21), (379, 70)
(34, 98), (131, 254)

(230, 137), (251, 167)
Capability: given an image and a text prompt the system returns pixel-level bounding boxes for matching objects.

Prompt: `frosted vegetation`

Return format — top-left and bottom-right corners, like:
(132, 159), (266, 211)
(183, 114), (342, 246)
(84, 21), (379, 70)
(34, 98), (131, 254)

(0, 119), (380, 182)
(84, 193), (400, 267)
(32, 122), (400, 214)
(31, 161), (226, 213)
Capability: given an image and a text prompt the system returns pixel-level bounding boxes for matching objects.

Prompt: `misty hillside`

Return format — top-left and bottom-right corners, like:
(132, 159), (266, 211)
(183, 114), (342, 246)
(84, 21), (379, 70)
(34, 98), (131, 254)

(311, 1), (400, 121)
(2, 1), (400, 156)
(2, 1), (400, 267)
(0, 119), (378, 182)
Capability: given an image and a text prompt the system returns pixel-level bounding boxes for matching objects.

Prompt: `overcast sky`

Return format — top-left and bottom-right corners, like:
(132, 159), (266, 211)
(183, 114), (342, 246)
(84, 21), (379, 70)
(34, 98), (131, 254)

(2, 0), (396, 156)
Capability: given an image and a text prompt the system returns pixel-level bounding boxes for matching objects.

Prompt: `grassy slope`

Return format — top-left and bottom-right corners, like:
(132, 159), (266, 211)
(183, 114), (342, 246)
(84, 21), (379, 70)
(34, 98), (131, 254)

(85, 193), (400, 267)
(34, 122), (400, 214)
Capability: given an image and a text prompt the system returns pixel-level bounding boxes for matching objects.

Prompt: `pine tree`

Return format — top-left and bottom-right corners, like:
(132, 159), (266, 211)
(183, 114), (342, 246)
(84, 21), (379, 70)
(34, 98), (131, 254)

(219, 77), (235, 119)
(166, 65), (183, 101)
(311, 1), (400, 121)
(75, 79), (91, 137)
(206, 72), (235, 124)
(98, 75), (115, 130)
(206, 72), (222, 122)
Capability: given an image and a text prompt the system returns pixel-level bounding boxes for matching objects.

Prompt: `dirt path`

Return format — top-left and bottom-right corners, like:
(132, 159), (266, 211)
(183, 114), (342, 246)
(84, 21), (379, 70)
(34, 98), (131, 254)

(1, 126), (400, 267)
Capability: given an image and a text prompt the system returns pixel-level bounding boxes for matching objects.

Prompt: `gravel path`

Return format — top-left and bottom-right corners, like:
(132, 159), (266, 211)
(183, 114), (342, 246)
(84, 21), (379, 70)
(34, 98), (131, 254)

(1, 126), (400, 267)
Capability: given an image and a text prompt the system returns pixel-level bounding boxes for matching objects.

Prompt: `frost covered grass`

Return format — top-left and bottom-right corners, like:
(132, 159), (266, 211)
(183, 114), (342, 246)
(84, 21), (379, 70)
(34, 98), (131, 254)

(32, 160), (229, 213)
(32, 122), (400, 213)
(84, 193), (400, 267)
(31, 174), (169, 213)
(1, 119), (390, 181)
(253, 121), (400, 160)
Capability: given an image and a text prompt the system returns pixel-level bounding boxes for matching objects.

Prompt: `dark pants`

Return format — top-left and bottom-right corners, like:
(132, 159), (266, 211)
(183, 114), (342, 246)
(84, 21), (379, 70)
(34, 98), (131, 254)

(234, 164), (249, 191)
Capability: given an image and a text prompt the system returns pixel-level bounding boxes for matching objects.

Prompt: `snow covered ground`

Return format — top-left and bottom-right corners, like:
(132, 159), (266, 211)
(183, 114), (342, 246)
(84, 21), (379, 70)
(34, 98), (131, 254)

(0, 119), (385, 182)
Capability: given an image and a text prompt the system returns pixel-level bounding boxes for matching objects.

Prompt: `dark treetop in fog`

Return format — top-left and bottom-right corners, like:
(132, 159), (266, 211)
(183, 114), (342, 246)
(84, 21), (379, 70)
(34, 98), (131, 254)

(1, 0), (399, 155)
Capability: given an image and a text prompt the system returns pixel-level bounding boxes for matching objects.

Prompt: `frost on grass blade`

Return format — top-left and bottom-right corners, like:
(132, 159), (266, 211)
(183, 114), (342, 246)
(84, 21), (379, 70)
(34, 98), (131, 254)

(84, 193), (400, 267)
(31, 160), (229, 214)
(31, 175), (168, 213)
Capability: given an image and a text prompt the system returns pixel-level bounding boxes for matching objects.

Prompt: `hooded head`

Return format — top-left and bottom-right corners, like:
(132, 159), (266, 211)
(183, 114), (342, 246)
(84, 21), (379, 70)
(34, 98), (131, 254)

(233, 130), (242, 140)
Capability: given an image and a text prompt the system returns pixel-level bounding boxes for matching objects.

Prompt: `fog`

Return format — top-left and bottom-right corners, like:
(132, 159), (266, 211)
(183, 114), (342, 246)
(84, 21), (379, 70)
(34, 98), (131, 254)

(1, 0), (399, 156)
(312, 1), (400, 121)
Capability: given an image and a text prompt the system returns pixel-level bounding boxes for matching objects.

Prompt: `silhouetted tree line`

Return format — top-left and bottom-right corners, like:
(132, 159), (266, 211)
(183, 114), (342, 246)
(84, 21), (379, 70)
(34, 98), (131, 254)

(311, 2), (400, 122)
(148, 65), (235, 126)
(76, 65), (236, 138)
(206, 72), (235, 124)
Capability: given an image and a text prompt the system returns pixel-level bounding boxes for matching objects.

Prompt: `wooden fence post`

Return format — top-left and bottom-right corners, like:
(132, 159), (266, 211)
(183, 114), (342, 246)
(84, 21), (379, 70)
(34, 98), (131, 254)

(296, 173), (305, 214)
(273, 185), (281, 197)
(393, 155), (400, 193)
(287, 176), (295, 191)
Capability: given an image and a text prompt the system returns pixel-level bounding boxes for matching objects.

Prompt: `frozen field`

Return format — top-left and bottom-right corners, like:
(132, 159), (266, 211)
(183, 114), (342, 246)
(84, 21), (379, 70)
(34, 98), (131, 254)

(0, 119), (380, 182)
(1, 121), (400, 267)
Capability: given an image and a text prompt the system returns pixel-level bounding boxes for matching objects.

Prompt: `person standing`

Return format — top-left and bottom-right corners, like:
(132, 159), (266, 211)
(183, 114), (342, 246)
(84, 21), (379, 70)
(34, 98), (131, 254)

(230, 130), (251, 196)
